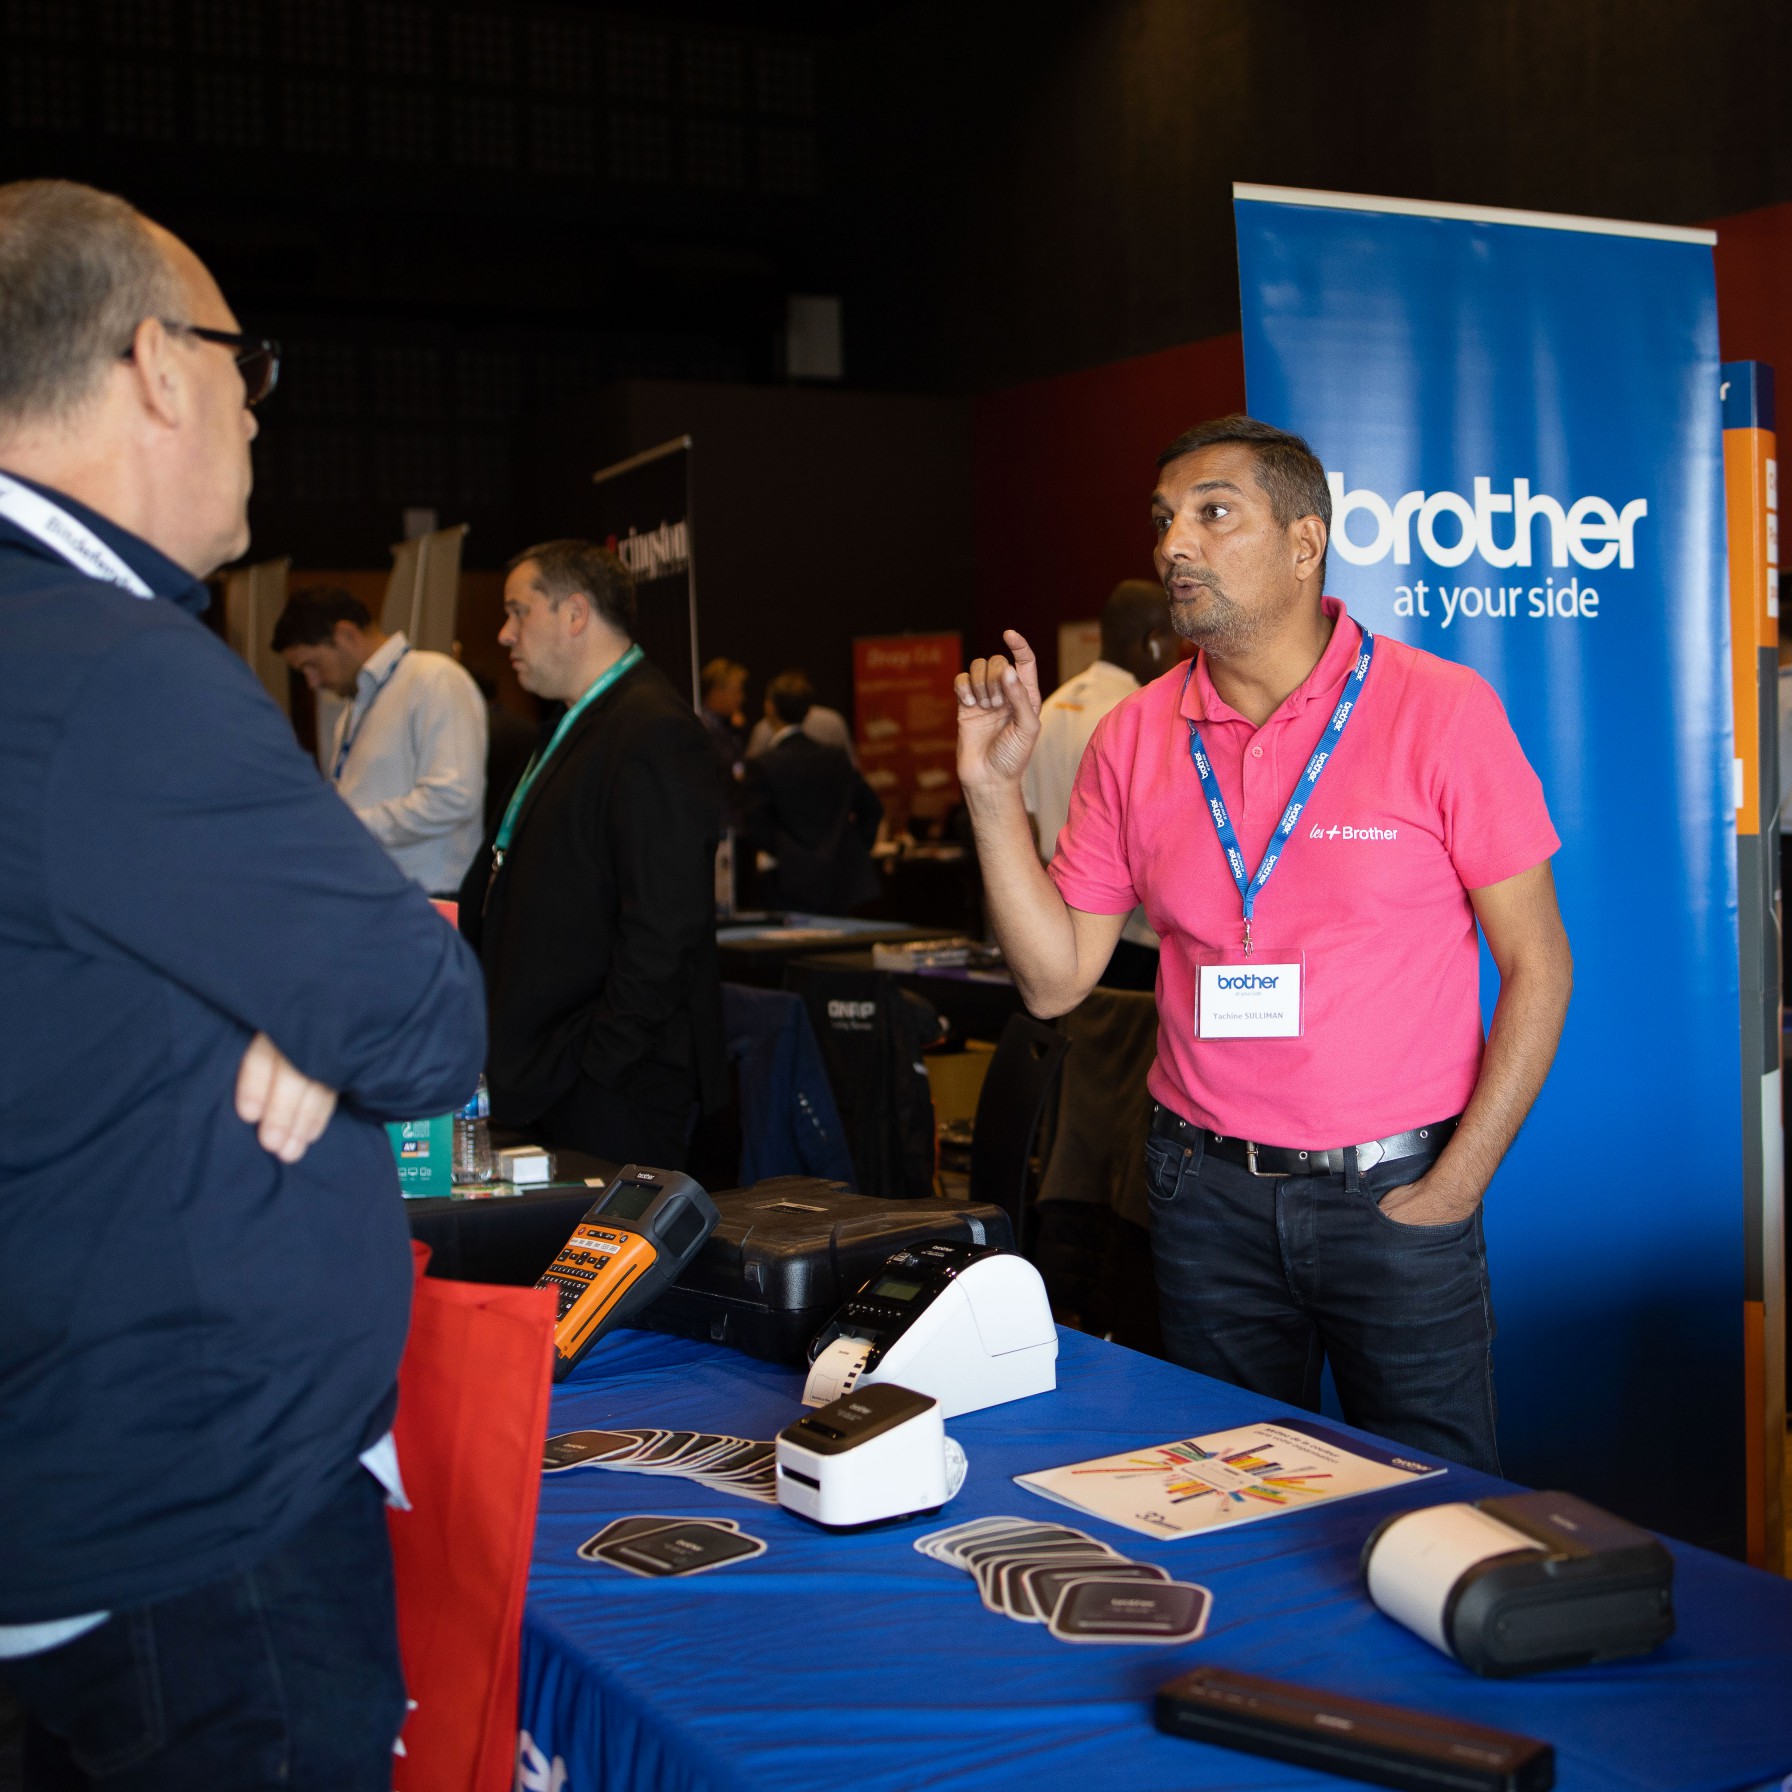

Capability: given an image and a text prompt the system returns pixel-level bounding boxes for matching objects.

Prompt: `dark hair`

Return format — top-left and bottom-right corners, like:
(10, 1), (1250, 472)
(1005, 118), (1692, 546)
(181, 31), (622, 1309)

(1157, 414), (1331, 583)
(271, 584), (373, 651)
(701, 657), (747, 697)
(508, 538), (636, 637)
(766, 670), (816, 727)
(1099, 578), (1170, 663)
(0, 180), (185, 429)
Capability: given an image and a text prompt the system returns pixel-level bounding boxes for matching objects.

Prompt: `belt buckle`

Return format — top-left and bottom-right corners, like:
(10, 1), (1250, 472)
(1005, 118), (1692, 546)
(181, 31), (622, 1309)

(1244, 1140), (1291, 1180)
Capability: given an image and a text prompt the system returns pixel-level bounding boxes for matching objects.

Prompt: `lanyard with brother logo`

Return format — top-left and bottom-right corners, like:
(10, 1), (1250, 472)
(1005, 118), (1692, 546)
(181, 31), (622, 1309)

(490, 642), (644, 875)
(0, 469), (154, 599)
(1183, 628), (1375, 956)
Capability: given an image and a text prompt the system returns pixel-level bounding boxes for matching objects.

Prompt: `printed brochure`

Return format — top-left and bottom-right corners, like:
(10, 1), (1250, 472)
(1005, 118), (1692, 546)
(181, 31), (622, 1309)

(1016, 1418), (1444, 1540)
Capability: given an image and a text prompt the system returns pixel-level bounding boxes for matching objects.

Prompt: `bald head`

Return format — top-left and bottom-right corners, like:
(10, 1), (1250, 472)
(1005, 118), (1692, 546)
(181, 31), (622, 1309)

(0, 179), (258, 578)
(1100, 578), (1174, 684)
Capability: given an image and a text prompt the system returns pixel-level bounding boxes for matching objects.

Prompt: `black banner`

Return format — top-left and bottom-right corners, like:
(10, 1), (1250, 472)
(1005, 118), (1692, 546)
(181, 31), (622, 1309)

(591, 437), (697, 706)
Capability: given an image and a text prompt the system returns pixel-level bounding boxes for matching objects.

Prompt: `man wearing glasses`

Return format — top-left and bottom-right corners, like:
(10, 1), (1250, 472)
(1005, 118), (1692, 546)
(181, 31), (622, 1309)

(0, 181), (485, 1787)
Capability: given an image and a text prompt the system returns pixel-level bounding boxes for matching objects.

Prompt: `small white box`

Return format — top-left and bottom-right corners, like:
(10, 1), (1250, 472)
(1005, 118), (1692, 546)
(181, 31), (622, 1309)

(496, 1145), (555, 1186)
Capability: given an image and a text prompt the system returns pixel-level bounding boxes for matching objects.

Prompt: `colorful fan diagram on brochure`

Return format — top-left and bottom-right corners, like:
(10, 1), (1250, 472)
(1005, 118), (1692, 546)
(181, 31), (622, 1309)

(1014, 1418), (1446, 1540)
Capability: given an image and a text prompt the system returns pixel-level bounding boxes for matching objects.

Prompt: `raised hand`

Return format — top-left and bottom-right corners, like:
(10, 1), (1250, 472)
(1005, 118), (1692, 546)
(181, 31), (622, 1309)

(235, 1030), (339, 1164)
(955, 629), (1044, 790)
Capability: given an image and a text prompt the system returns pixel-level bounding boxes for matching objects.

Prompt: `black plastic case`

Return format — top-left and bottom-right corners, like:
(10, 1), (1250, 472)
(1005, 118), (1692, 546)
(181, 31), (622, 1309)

(636, 1177), (1014, 1363)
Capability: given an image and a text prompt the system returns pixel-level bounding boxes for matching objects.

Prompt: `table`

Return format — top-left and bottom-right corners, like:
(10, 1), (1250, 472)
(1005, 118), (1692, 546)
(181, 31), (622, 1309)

(716, 915), (961, 990)
(405, 1146), (614, 1285)
(520, 1328), (1792, 1792)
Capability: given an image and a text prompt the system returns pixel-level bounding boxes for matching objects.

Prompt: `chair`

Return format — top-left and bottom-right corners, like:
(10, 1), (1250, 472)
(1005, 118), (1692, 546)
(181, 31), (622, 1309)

(968, 1012), (1071, 1256)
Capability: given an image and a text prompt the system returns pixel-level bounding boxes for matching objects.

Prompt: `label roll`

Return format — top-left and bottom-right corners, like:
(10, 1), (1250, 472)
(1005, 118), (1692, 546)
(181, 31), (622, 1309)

(1364, 1504), (1537, 1656)
(802, 1336), (874, 1407)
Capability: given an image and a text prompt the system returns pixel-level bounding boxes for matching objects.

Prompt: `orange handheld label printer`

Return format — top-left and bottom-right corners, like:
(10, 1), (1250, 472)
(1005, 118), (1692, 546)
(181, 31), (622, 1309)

(537, 1165), (719, 1381)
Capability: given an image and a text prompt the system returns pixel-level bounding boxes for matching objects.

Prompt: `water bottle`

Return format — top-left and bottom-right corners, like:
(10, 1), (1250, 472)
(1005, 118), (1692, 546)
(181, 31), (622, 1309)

(453, 1076), (493, 1184)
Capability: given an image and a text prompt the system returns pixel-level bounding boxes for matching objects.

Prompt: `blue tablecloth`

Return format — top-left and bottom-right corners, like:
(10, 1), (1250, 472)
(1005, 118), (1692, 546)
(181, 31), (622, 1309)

(521, 1327), (1792, 1792)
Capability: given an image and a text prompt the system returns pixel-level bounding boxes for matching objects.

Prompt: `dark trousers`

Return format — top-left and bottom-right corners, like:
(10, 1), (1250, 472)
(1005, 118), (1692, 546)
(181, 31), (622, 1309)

(537, 1063), (698, 1171)
(2, 1467), (403, 1792)
(1144, 1117), (1500, 1473)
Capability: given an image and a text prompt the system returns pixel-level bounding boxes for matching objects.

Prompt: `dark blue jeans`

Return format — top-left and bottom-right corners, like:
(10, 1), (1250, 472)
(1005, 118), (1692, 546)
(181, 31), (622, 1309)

(1145, 1119), (1501, 1474)
(2, 1465), (404, 1791)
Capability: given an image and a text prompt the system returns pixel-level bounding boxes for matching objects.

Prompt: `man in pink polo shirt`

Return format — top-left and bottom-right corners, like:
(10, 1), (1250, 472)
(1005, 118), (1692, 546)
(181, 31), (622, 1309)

(955, 414), (1571, 1472)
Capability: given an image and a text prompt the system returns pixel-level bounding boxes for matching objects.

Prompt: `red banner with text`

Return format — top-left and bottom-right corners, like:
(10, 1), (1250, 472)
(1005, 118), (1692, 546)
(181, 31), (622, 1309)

(853, 632), (962, 836)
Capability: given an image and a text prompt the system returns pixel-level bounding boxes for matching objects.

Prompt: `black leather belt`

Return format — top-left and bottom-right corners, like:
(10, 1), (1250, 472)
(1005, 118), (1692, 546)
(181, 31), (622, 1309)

(1150, 1104), (1459, 1178)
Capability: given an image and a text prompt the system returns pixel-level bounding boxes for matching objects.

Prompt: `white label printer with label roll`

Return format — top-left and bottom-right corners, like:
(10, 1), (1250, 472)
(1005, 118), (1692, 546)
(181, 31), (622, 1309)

(801, 1240), (1057, 1418)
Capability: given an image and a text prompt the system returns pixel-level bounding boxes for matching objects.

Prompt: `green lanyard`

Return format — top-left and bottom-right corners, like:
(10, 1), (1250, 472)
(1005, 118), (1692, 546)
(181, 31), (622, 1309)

(491, 643), (643, 869)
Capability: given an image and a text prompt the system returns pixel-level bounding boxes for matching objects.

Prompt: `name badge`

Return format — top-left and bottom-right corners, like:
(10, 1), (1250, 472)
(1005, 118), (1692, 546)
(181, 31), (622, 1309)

(1195, 950), (1305, 1039)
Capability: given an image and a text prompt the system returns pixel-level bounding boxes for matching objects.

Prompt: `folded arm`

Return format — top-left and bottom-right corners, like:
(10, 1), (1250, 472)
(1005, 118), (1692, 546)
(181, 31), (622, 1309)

(48, 627), (487, 1128)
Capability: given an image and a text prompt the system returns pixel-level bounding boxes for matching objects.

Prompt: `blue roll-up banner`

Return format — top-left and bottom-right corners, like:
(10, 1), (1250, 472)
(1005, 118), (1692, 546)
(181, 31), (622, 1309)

(1234, 186), (1739, 1552)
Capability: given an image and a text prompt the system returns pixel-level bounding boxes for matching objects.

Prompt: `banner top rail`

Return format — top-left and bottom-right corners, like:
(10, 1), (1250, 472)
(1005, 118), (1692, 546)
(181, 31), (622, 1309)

(592, 435), (693, 488)
(1232, 183), (1717, 247)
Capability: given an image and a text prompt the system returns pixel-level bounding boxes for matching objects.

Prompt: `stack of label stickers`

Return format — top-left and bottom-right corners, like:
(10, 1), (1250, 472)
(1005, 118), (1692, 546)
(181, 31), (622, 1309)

(915, 1516), (1211, 1645)
(576, 1514), (766, 1578)
(543, 1428), (777, 1504)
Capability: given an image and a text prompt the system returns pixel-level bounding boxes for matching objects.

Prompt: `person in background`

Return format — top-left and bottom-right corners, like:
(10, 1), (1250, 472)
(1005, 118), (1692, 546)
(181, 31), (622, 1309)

(745, 664), (856, 764)
(954, 414), (1570, 1474)
(459, 539), (725, 1168)
(274, 585), (487, 897)
(700, 656), (750, 772)
(742, 670), (885, 915)
(1022, 578), (1177, 990)
(700, 655), (749, 844)
(0, 178), (485, 1789)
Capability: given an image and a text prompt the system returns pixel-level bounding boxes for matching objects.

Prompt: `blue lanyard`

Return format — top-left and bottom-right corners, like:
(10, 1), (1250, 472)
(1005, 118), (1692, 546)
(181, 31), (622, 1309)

(332, 644), (411, 781)
(1184, 628), (1375, 954)
(492, 643), (643, 867)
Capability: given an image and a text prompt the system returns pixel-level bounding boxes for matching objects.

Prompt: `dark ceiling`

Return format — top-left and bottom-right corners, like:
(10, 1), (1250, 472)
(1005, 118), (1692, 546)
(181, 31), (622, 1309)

(3, 0), (1785, 567)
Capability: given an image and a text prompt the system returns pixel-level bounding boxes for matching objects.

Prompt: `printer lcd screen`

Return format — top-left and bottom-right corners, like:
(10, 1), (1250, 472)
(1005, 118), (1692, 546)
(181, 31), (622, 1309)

(872, 1277), (924, 1302)
(602, 1181), (659, 1223)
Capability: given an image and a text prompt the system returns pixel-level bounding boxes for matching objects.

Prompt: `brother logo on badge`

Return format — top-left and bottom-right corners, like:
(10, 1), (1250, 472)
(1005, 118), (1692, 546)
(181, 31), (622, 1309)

(1217, 973), (1279, 990)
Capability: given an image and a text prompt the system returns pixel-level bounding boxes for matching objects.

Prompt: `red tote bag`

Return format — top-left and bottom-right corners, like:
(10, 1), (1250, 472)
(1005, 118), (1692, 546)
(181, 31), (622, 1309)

(388, 1241), (556, 1792)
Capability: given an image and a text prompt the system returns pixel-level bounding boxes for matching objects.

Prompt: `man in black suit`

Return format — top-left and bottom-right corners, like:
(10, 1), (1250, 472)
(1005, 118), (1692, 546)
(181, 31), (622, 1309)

(742, 671), (884, 915)
(458, 539), (724, 1168)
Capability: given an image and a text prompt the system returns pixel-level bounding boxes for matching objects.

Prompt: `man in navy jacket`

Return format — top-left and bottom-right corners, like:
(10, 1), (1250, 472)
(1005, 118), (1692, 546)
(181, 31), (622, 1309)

(0, 182), (485, 1788)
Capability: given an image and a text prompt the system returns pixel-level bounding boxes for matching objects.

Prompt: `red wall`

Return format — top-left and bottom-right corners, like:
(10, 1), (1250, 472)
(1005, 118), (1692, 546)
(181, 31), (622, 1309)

(1713, 199), (1792, 390)
(971, 333), (1245, 687)
(973, 197), (1792, 694)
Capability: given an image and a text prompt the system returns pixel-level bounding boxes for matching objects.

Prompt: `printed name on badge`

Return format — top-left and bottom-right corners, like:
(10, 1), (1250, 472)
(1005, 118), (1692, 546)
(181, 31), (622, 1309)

(1197, 959), (1303, 1038)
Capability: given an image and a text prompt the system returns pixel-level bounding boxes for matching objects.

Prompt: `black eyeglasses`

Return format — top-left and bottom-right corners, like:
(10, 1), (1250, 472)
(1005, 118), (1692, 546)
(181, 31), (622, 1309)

(118, 323), (282, 407)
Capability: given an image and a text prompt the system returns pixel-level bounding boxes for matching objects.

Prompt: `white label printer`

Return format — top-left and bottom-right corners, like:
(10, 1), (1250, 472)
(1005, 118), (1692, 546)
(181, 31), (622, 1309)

(801, 1240), (1057, 1419)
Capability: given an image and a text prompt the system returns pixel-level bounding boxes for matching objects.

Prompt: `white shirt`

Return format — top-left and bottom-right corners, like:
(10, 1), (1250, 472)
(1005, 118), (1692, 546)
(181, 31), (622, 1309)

(1022, 657), (1159, 950)
(330, 632), (487, 894)
(747, 703), (856, 765)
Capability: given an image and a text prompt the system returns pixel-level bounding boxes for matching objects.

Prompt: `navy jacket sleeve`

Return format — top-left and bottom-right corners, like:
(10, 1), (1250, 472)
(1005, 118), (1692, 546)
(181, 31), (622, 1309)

(581, 711), (718, 1090)
(42, 621), (485, 1119)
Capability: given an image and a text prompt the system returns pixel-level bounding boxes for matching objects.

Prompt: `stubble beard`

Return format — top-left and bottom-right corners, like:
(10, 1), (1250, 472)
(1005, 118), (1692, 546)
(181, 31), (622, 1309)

(1166, 569), (1298, 662)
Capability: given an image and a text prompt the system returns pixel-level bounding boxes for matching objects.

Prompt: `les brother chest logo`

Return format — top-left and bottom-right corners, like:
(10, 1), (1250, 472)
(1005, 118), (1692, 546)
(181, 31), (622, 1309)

(1309, 822), (1399, 841)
